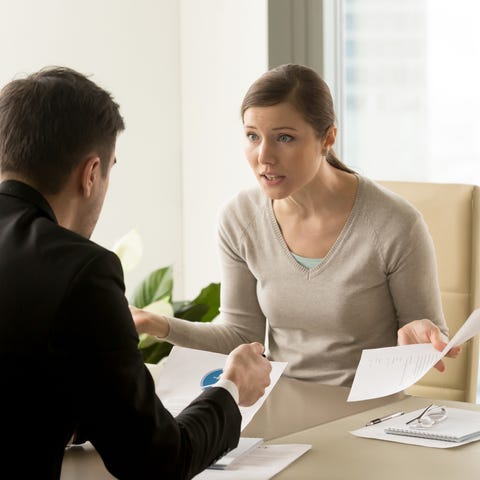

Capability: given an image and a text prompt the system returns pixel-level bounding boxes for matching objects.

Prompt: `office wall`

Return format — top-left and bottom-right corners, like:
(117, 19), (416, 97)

(0, 0), (183, 298)
(180, 0), (268, 299)
(0, 0), (270, 300)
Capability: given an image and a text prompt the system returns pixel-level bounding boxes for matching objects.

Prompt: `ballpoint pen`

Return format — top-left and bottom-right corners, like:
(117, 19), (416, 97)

(365, 411), (404, 426)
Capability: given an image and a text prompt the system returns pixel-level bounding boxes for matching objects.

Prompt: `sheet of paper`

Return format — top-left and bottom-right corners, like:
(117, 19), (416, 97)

(150, 346), (287, 430)
(351, 408), (480, 448)
(348, 309), (480, 401)
(193, 444), (311, 480)
(208, 438), (264, 470)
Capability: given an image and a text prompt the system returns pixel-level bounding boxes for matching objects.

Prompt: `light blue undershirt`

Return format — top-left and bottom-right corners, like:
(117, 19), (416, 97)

(291, 252), (324, 269)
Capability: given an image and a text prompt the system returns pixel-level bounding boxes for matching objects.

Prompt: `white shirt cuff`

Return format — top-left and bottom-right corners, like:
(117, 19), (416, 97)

(214, 378), (239, 404)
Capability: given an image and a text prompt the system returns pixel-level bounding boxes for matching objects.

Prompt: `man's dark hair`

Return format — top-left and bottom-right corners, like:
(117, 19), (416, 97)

(0, 66), (125, 194)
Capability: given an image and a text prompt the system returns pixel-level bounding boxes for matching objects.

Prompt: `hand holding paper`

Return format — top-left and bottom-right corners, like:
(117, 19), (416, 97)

(348, 309), (480, 401)
(150, 346), (287, 430)
(222, 342), (272, 406)
(398, 319), (461, 372)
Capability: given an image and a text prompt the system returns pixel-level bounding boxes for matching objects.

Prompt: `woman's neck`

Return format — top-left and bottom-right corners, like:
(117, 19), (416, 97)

(274, 164), (358, 219)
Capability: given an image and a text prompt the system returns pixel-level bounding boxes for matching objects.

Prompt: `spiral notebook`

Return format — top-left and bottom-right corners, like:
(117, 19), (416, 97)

(384, 408), (480, 443)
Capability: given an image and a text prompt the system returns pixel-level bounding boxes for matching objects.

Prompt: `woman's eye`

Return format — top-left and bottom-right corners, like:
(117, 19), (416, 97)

(246, 133), (259, 142)
(278, 134), (293, 143)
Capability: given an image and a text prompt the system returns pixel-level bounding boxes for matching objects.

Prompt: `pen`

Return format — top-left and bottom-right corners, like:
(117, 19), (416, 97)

(365, 411), (404, 426)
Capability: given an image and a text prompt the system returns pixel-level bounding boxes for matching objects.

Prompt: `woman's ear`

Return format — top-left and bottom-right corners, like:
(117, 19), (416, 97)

(325, 126), (337, 149)
(80, 156), (101, 198)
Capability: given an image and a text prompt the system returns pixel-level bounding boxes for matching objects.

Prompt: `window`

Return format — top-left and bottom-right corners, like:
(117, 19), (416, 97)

(335, 0), (480, 403)
(342, 0), (480, 184)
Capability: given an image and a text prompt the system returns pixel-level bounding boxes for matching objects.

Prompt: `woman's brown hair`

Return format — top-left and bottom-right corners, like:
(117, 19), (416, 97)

(241, 64), (353, 173)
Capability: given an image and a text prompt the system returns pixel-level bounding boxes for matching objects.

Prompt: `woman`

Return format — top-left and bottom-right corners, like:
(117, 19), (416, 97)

(132, 64), (457, 386)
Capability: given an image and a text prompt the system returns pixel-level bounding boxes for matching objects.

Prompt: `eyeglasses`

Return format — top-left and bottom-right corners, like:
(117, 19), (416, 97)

(406, 404), (447, 429)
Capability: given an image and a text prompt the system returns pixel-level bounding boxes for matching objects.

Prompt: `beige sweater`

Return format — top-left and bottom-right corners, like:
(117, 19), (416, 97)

(166, 176), (447, 386)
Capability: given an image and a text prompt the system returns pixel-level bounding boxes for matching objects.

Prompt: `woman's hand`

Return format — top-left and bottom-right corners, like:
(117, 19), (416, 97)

(397, 319), (461, 372)
(129, 305), (170, 338)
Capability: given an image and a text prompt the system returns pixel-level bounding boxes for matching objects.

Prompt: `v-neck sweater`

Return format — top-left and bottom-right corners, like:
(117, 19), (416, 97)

(166, 175), (447, 386)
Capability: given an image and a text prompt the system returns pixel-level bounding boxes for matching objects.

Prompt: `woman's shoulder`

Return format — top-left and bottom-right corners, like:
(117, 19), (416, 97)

(217, 186), (270, 245)
(219, 186), (268, 224)
(356, 177), (435, 265)
(359, 175), (423, 225)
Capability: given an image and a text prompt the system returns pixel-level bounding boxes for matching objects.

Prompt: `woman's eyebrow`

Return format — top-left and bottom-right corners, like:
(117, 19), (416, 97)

(243, 125), (298, 131)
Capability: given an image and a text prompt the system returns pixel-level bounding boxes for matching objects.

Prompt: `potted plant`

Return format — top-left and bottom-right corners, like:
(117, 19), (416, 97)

(112, 229), (220, 363)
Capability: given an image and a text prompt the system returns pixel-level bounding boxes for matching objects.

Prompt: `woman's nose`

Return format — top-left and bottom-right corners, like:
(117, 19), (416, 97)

(258, 141), (275, 165)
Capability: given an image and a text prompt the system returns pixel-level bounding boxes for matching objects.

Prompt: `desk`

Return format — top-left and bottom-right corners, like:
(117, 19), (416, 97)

(242, 376), (404, 440)
(61, 378), (476, 479)
(270, 396), (480, 480)
(61, 377), (400, 478)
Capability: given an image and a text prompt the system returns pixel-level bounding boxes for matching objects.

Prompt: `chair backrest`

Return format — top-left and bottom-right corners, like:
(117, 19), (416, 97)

(378, 181), (480, 402)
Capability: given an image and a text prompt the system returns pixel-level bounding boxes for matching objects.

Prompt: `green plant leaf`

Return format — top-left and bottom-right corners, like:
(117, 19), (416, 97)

(138, 333), (161, 349)
(133, 266), (220, 364)
(132, 266), (173, 308)
(191, 282), (220, 322)
(140, 341), (173, 364)
(173, 301), (209, 321)
(171, 283), (220, 322)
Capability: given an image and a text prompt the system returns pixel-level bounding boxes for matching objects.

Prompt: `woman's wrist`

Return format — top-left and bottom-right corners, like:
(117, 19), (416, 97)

(130, 305), (170, 337)
(153, 314), (170, 338)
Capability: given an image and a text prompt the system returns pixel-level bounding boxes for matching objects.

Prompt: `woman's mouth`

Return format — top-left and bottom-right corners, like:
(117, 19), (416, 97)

(260, 174), (285, 185)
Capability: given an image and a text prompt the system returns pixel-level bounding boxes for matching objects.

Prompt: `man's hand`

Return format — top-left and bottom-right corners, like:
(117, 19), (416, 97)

(222, 343), (272, 407)
(397, 319), (461, 372)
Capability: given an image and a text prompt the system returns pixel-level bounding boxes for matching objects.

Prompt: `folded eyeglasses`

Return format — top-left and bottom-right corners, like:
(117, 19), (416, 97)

(406, 404), (447, 429)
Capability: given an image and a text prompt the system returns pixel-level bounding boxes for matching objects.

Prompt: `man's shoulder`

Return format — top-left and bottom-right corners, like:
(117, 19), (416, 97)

(40, 218), (107, 251)
(38, 219), (120, 275)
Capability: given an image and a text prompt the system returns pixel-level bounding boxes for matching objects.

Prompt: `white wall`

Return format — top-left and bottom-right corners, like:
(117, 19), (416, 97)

(0, 0), (184, 299)
(0, 0), (270, 301)
(180, 0), (268, 299)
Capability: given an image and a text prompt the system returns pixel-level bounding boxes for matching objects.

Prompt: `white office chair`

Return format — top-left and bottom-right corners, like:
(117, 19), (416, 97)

(379, 181), (480, 403)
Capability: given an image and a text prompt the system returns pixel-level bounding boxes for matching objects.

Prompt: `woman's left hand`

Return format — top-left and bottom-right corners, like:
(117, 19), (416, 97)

(397, 319), (461, 372)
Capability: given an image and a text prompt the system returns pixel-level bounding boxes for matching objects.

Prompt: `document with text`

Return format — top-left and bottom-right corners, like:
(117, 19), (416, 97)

(149, 346), (287, 430)
(193, 444), (311, 480)
(348, 309), (480, 401)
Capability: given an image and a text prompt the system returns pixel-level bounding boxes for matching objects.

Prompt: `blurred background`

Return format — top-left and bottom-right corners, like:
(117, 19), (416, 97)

(1, 0), (479, 395)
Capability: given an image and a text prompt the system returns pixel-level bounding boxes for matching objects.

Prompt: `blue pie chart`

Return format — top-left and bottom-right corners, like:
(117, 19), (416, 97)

(200, 368), (223, 389)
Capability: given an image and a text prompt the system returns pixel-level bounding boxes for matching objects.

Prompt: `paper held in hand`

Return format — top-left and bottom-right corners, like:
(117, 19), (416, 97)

(148, 346), (287, 430)
(347, 309), (480, 402)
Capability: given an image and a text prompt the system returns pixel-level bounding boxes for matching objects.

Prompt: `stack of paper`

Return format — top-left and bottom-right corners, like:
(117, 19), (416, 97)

(208, 438), (263, 470)
(195, 444), (311, 480)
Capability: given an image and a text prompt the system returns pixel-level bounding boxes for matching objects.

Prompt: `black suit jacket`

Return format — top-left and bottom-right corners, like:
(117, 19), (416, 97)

(0, 180), (241, 479)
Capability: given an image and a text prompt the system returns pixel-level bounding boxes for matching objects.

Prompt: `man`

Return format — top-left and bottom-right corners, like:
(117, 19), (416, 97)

(0, 67), (271, 479)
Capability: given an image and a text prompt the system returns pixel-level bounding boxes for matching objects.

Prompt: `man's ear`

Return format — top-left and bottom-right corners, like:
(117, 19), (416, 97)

(80, 156), (101, 198)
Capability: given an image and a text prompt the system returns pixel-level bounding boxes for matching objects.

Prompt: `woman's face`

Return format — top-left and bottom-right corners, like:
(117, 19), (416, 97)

(243, 102), (330, 200)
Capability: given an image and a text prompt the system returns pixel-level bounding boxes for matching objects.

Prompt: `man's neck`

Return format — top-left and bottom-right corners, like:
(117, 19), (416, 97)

(2, 172), (81, 233)
(1, 172), (42, 192)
